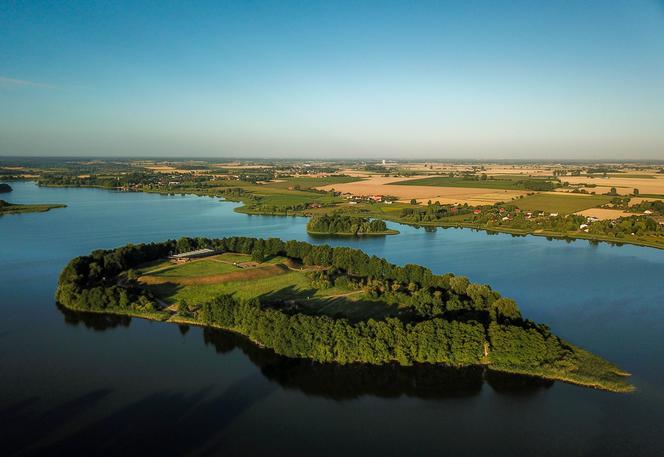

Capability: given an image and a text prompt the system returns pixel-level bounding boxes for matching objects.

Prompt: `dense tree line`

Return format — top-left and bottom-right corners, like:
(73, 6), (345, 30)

(307, 214), (389, 235)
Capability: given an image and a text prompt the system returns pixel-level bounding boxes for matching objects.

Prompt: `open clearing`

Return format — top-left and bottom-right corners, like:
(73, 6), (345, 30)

(135, 253), (391, 320)
(512, 193), (611, 215)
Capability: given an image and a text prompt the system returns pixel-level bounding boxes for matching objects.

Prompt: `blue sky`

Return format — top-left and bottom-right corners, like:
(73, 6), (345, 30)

(1, 0), (664, 159)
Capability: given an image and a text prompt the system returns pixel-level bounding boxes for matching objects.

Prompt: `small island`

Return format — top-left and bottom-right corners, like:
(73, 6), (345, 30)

(0, 183), (13, 193)
(56, 236), (633, 392)
(307, 214), (399, 236)
(0, 199), (66, 215)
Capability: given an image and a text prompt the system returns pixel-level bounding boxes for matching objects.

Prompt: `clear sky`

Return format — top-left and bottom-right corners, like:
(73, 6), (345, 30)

(1, 0), (664, 159)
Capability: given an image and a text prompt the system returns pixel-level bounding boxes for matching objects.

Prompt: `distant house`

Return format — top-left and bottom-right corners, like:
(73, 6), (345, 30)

(580, 224), (589, 230)
(550, 213), (559, 217)
(370, 195), (383, 202)
(499, 208), (506, 213)
(501, 216), (510, 221)
(384, 200), (393, 205)
(644, 210), (653, 215)
(473, 209), (481, 215)
(348, 201), (357, 205)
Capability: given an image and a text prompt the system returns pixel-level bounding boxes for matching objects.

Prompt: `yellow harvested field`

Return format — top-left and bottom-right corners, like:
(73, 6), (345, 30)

(315, 175), (526, 204)
(575, 208), (630, 220)
(561, 176), (664, 195)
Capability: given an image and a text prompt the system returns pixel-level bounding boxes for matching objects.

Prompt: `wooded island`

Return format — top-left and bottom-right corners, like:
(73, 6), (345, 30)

(306, 214), (398, 236)
(56, 236), (633, 392)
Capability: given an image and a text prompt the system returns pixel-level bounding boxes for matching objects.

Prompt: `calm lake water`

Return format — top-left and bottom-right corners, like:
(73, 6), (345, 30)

(1, 181), (663, 456)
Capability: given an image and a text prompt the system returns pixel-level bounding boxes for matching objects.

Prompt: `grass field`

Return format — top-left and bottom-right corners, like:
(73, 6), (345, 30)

(512, 193), (611, 214)
(266, 176), (363, 189)
(135, 254), (388, 320)
(388, 176), (554, 190)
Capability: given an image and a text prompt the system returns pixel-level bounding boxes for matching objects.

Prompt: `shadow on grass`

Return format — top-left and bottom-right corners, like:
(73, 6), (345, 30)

(257, 284), (399, 321)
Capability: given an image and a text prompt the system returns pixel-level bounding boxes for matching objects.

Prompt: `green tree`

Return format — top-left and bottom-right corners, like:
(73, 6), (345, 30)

(178, 300), (189, 316)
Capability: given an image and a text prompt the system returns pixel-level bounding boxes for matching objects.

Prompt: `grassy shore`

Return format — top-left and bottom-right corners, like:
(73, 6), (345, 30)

(0, 201), (66, 215)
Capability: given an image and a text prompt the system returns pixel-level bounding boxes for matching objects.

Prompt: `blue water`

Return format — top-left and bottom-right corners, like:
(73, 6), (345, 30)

(1, 181), (663, 456)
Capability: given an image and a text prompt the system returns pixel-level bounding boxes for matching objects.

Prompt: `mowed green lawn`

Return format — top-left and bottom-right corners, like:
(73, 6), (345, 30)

(148, 269), (313, 304)
(512, 193), (611, 214)
(147, 259), (237, 278)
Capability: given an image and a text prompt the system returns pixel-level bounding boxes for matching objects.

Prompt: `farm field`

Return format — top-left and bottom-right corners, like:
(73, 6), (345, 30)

(387, 176), (554, 190)
(265, 176), (363, 189)
(560, 175), (664, 195)
(575, 208), (630, 220)
(315, 174), (527, 204)
(511, 193), (612, 215)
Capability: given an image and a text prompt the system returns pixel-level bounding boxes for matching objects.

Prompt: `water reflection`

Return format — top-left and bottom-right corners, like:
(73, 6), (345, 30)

(56, 306), (553, 401)
(202, 328), (553, 400)
(58, 304), (131, 331)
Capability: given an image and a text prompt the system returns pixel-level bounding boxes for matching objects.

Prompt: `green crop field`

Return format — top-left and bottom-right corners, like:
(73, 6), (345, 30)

(512, 193), (611, 214)
(388, 176), (554, 190)
(266, 176), (363, 189)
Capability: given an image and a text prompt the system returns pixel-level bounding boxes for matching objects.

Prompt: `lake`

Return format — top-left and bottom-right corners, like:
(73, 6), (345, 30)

(1, 181), (663, 456)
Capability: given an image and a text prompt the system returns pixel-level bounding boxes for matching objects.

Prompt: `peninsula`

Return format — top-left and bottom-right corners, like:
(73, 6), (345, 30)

(56, 236), (633, 392)
(0, 199), (66, 215)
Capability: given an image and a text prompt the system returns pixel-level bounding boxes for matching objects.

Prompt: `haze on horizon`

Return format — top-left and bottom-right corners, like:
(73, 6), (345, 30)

(1, 0), (664, 160)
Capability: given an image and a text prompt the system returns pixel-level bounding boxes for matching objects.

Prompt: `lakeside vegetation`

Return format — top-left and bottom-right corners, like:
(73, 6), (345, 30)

(56, 236), (633, 392)
(0, 199), (66, 215)
(306, 214), (398, 236)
